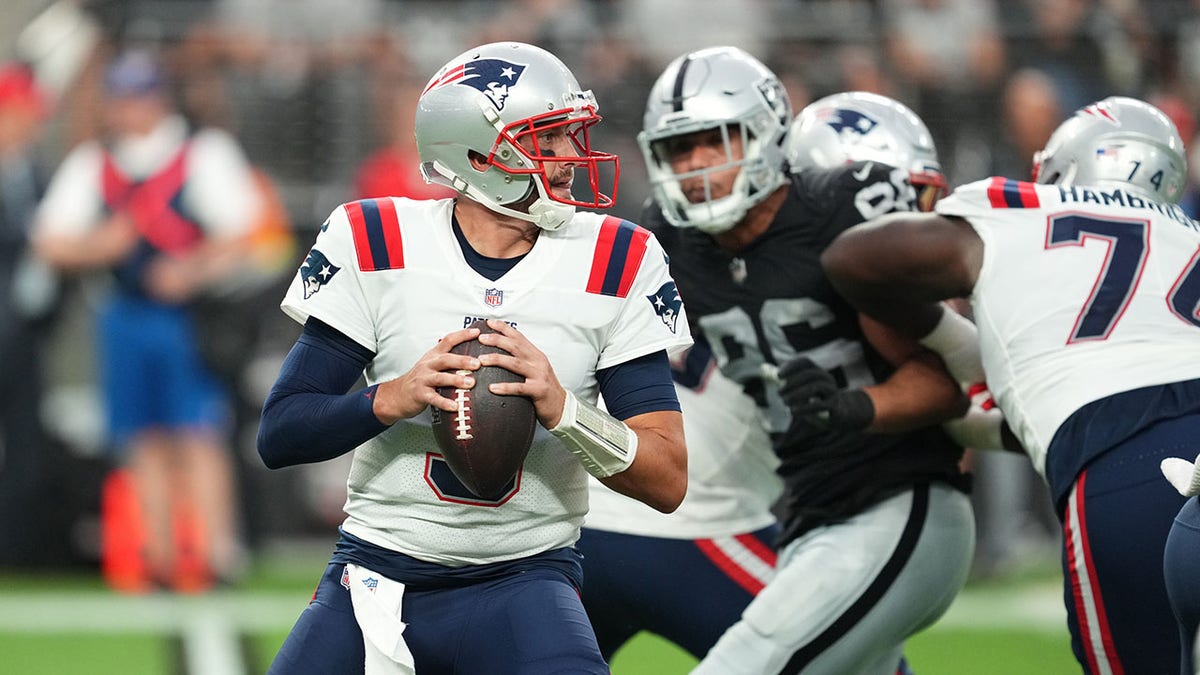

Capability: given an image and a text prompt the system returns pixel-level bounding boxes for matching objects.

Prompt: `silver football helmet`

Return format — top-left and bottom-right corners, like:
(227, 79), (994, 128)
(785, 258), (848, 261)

(1033, 96), (1187, 204)
(638, 46), (792, 234)
(415, 41), (618, 231)
(786, 91), (947, 211)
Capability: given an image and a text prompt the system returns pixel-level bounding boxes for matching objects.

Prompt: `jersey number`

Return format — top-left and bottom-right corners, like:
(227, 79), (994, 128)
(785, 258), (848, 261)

(1048, 214), (1200, 342)
(697, 300), (872, 433)
(853, 167), (916, 220)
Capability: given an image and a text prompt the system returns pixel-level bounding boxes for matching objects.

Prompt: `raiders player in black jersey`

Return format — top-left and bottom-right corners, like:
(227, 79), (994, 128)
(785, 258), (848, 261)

(637, 50), (976, 675)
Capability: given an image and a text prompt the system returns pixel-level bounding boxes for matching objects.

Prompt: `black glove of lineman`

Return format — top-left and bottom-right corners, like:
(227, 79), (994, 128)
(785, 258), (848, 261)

(778, 357), (875, 434)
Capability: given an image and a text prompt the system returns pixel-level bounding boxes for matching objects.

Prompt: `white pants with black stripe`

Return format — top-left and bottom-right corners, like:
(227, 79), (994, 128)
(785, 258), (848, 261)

(693, 483), (975, 675)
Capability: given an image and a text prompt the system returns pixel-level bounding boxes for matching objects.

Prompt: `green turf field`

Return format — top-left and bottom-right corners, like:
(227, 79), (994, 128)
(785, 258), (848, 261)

(0, 546), (1075, 675)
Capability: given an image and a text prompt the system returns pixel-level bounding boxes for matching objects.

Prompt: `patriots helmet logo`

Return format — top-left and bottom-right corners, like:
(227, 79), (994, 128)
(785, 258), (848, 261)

(300, 248), (341, 299)
(647, 281), (683, 334)
(1082, 102), (1120, 124)
(426, 58), (527, 111)
(821, 108), (879, 141)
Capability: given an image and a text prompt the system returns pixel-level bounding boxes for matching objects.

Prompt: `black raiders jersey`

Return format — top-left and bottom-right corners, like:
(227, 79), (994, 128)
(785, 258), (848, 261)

(644, 161), (968, 546)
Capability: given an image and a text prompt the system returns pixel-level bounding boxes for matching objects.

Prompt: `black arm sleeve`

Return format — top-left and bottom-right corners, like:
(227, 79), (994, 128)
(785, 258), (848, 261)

(256, 318), (390, 469)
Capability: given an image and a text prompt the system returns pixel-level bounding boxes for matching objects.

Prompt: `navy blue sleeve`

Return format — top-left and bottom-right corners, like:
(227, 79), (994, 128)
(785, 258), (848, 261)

(597, 350), (681, 420)
(257, 318), (390, 469)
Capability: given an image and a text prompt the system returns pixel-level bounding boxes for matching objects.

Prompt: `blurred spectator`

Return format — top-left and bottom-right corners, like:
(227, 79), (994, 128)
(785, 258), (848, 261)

(31, 48), (260, 592)
(882, 0), (1007, 183)
(0, 61), (60, 567)
(208, 0), (388, 203)
(614, 0), (774, 72)
(1150, 91), (1200, 219)
(471, 0), (597, 54)
(354, 77), (454, 201)
(575, 33), (658, 221)
(1007, 0), (1112, 113)
(991, 68), (1065, 179)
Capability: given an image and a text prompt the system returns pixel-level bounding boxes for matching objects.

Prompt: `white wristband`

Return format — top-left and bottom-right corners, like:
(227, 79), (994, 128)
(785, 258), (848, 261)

(919, 304), (985, 384)
(942, 406), (1004, 451)
(550, 391), (638, 478)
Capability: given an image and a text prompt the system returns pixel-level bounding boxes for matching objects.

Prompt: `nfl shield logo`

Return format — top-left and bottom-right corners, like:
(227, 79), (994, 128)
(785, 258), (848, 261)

(484, 288), (504, 307)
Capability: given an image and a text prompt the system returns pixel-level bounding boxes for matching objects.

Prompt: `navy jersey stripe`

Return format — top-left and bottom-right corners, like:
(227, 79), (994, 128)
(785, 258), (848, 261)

(359, 199), (392, 270)
(1002, 179), (1025, 208)
(587, 217), (649, 298)
(601, 220), (637, 296)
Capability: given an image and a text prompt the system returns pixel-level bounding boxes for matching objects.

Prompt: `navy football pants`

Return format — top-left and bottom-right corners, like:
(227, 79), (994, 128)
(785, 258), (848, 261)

(268, 562), (608, 674)
(1059, 413), (1196, 675)
(577, 525), (779, 660)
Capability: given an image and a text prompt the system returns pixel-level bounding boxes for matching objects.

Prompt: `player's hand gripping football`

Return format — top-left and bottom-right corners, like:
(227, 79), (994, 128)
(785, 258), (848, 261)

(778, 357), (874, 435)
(475, 319), (568, 429)
(372, 326), (482, 424)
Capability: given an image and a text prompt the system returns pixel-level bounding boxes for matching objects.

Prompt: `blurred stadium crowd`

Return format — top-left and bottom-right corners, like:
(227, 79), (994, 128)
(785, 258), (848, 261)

(1, 0), (1199, 579)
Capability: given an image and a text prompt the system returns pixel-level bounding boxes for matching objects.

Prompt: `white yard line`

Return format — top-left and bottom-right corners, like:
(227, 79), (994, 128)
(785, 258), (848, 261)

(183, 605), (252, 675)
(0, 590), (309, 675)
(0, 591), (307, 633)
(0, 580), (1068, 674)
(933, 582), (1067, 632)
(0, 582), (1066, 635)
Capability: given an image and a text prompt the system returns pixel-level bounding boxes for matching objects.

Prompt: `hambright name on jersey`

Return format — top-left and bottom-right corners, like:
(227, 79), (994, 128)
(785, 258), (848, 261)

(1056, 185), (1198, 230)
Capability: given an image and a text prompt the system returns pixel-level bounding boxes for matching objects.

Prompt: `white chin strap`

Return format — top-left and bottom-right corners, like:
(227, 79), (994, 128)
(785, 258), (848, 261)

(481, 198), (574, 231)
(526, 199), (576, 231)
(462, 173), (577, 231)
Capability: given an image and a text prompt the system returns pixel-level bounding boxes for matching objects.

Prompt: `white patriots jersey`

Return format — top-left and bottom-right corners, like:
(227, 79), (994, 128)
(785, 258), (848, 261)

(280, 197), (692, 566)
(585, 354), (782, 539)
(938, 178), (1200, 476)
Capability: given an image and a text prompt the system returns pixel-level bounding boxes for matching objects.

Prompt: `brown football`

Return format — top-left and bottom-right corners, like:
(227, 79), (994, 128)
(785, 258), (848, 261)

(430, 319), (536, 500)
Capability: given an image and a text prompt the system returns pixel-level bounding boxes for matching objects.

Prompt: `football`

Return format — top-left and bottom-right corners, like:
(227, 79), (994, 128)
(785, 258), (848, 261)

(430, 319), (537, 500)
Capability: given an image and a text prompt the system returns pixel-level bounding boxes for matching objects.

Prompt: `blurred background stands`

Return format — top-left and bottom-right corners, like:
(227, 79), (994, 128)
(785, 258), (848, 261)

(2, 0), (1198, 578)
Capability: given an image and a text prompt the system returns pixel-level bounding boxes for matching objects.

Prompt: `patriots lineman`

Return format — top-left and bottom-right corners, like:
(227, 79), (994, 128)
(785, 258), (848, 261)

(632, 47), (975, 675)
(257, 42), (691, 674)
(824, 96), (1200, 675)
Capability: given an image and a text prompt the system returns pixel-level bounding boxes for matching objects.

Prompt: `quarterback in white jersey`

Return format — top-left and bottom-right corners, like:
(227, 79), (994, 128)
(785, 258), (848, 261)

(824, 96), (1200, 675)
(279, 197), (689, 565)
(259, 42), (691, 675)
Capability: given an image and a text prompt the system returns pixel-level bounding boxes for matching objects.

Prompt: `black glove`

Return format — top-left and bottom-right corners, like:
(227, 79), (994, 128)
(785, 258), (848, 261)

(778, 357), (875, 433)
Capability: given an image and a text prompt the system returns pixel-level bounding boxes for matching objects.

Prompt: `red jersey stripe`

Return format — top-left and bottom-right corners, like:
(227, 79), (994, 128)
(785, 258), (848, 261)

(615, 227), (650, 298)
(375, 198), (405, 270)
(1017, 180), (1041, 208)
(344, 200), (375, 272)
(987, 177), (1010, 208)
(588, 216), (651, 297)
(586, 219), (619, 294)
